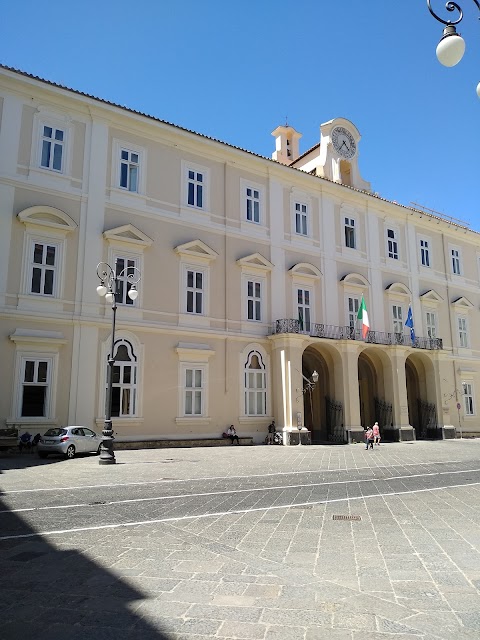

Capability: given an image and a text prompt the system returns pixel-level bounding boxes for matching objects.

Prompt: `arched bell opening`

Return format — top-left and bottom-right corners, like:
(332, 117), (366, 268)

(302, 344), (343, 443)
(406, 354), (439, 439)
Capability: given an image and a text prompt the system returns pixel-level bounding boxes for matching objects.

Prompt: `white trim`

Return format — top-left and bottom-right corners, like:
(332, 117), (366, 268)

(418, 234), (432, 268)
(31, 109), (73, 179)
(241, 178), (264, 226)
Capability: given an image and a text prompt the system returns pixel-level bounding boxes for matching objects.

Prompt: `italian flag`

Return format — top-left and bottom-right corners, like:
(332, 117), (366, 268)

(357, 295), (370, 339)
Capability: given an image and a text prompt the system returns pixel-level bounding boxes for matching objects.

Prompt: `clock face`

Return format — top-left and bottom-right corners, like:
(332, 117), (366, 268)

(331, 126), (356, 159)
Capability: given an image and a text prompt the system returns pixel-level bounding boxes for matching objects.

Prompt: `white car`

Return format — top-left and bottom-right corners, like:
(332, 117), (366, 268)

(38, 426), (103, 459)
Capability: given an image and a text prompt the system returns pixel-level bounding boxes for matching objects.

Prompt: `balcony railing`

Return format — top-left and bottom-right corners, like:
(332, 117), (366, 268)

(271, 319), (443, 350)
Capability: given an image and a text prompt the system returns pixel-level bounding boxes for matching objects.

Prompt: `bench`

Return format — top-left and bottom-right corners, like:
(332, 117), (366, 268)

(115, 437), (254, 450)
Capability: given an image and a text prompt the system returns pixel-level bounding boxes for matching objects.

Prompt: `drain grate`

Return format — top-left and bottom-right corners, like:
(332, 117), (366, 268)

(333, 515), (361, 521)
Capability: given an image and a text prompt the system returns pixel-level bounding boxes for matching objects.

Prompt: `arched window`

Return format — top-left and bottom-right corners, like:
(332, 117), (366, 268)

(109, 339), (137, 417)
(244, 350), (266, 416)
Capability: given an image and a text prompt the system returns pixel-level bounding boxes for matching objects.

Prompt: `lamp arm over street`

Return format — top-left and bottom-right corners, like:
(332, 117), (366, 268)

(96, 260), (141, 465)
(427, 1), (480, 96)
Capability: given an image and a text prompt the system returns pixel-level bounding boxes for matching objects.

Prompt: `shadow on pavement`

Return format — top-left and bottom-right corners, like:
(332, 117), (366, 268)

(0, 490), (173, 640)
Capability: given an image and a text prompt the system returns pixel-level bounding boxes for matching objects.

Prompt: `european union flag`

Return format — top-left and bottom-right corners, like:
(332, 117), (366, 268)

(405, 305), (415, 343)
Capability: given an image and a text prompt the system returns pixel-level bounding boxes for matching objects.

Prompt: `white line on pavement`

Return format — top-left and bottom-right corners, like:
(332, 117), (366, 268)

(2, 467), (480, 514)
(1, 481), (479, 542)
(0, 459), (463, 494)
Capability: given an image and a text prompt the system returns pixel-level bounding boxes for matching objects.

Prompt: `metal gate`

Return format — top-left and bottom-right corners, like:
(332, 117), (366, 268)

(417, 400), (439, 439)
(326, 397), (345, 443)
(374, 398), (393, 432)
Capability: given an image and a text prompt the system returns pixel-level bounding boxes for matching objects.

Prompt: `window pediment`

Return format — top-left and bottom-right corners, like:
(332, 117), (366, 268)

(18, 206), (77, 235)
(174, 240), (218, 263)
(103, 224), (152, 248)
(420, 289), (444, 304)
(237, 253), (273, 272)
(385, 282), (411, 296)
(340, 272), (369, 288)
(452, 296), (474, 309)
(289, 263), (322, 280)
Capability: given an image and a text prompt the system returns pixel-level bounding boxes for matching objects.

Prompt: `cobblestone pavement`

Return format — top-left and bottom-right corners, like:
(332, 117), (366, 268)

(1, 439), (480, 639)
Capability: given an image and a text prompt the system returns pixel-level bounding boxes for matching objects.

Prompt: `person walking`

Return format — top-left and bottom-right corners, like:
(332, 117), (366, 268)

(372, 421), (381, 446)
(227, 424), (240, 445)
(266, 420), (276, 444)
(365, 426), (374, 450)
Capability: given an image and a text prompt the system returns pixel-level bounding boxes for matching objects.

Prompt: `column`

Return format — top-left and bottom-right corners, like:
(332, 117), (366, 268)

(390, 350), (413, 440)
(340, 343), (363, 441)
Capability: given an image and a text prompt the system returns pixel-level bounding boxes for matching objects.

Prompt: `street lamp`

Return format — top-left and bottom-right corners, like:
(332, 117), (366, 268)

(427, 0), (480, 97)
(96, 261), (141, 465)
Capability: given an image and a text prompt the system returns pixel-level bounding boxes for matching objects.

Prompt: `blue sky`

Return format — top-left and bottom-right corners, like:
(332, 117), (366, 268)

(2, 1), (479, 228)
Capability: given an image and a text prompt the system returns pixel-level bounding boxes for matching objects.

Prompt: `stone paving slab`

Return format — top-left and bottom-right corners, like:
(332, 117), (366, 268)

(1, 440), (480, 639)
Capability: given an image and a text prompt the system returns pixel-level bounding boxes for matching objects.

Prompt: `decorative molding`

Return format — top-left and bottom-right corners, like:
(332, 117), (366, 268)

(17, 206), (77, 234)
(174, 239), (218, 263)
(236, 252), (274, 271)
(452, 296), (474, 309)
(420, 289), (444, 304)
(103, 224), (153, 248)
(289, 262), (322, 279)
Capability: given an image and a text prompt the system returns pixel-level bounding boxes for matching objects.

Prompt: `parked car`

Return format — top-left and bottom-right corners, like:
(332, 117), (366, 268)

(38, 427), (102, 459)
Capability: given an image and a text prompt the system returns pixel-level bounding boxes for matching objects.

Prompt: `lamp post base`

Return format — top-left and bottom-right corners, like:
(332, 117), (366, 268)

(99, 422), (116, 465)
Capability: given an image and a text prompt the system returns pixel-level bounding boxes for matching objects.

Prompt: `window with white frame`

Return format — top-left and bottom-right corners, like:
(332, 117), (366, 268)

(392, 305), (404, 334)
(294, 202), (308, 236)
(40, 125), (65, 172)
(187, 169), (204, 208)
(21, 357), (51, 417)
(247, 280), (262, 321)
(344, 217), (356, 249)
(119, 149), (139, 192)
(463, 381), (475, 415)
(458, 316), (468, 348)
(426, 311), (437, 338)
(113, 256), (138, 306)
(420, 238), (430, 267)
(30, 241), (58, 296)
(246, 186), (260, 223)
(244, 350), (266, 416)
(297, 288), (311, 332)
(347, 296), (360, 329)
(110, 340), (137, 417)
(387, 228), (399, 260)
(183, 366), (204, 415)
(186, 268), (204, 314)
(451, 248), (461, 275)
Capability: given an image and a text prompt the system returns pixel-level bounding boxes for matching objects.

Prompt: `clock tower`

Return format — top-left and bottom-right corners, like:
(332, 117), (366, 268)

(289, 117), (371, 191)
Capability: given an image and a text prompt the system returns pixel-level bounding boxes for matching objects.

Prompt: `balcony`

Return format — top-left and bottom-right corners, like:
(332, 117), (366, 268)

(271, 319), (443, 350)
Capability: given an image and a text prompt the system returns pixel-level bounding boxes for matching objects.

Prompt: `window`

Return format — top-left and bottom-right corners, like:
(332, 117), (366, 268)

(387, 228), (399, 260)
(184, 367), (204, 415)
(187, 169), (204, 208)
(30, 242), (57, 296)
(246, 187), (260, 223)
(392, 305), (403, 334)
(186, 269), (204, 314)
(426, 311), (437, 338)
(295, 202), (308, 236)
(244, 350), (266, 416)
(420, 238), (430, 267)
(21, 358), (50, 417)
(297, 288), (311, 332)
(345, 217), (356, 249)
(451, 248), (461, 275)
(110, 340), (137, 417)
(463, 381), (475, 415)
(120, 149), (139, 192)
(458, 316), (468, 348)
(114, 257), (138, 306)
(247, 280), (262, 321)
(40, 125), (64, 172)
(347, 296), (360, 329)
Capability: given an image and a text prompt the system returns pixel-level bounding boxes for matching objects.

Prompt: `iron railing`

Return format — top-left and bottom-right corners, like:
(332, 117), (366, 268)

(271, 320), (443, 351)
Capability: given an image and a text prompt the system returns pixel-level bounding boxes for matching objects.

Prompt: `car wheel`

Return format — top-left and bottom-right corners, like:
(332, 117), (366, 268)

(65, 445), (76, 459)
(38, 452), (48, 459)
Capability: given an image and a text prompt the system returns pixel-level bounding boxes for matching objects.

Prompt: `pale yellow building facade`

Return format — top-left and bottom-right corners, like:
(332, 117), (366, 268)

(1, 65), (479, 445)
